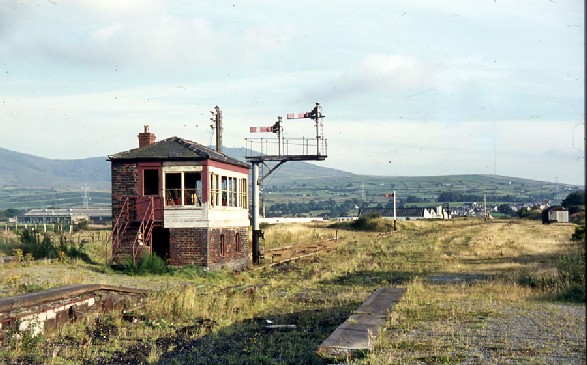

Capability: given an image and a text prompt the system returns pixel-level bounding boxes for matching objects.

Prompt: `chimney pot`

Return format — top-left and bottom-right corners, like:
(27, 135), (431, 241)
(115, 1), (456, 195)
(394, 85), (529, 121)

(138, 125), (156, 148)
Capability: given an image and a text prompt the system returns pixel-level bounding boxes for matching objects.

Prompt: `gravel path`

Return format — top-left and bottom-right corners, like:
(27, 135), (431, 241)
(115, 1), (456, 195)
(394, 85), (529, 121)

(475, 304), (586, 364)
(388, 302), (586, 364)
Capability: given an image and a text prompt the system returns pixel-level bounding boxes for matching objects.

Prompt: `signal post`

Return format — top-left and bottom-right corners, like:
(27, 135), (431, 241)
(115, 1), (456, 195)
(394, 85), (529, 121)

(246, 103), (327, 264)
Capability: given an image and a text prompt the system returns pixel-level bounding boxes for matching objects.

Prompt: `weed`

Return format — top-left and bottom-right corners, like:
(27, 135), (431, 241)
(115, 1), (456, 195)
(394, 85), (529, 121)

(571, 224), (584, 241)
(126, 252), (169, 275)
(350, 213), (394, 232)
(12, 248), (23, 264)
(23, 252), (33, 266)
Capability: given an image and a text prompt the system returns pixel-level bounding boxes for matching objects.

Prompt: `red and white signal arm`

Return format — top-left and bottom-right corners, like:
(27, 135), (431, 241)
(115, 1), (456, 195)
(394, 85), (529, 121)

(249, 126), (273, 133)
(384, 193), (395, 198)
(286, 112), (312, 119)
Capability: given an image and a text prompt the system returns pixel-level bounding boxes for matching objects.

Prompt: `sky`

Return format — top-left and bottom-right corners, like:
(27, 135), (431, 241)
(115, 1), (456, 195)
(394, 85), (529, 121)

(0, 0), (584, 185)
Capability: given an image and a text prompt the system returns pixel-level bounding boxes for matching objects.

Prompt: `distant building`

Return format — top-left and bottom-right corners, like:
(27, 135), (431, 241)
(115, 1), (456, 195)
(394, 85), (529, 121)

(359, 206), (450, 220)
(542, 206), (569, 224)
(108, 126), (250, 270)
(19, 208), (111, 225)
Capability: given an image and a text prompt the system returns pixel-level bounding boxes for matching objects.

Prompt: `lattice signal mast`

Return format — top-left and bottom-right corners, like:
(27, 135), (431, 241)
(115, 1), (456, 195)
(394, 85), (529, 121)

(246, 102), (327, 264)
(287, 102), (325, 157)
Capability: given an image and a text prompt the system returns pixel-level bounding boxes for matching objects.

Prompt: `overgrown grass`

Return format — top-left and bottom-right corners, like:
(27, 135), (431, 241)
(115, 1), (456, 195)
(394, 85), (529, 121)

(125, 252), (168, 276)
(260, 222), (336, 250)
(1, 219), (584, 364)
(328, 212), (395, 232)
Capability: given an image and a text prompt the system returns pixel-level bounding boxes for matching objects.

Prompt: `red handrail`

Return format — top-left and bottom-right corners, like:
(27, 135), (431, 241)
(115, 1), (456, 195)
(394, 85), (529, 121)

(132, 196), (156, 263)
(107, 197), (132, 264)
(108, 196), (163, 265)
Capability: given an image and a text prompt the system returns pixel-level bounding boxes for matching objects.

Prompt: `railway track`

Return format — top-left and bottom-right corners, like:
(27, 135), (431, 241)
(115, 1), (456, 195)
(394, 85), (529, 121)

(256, 236), (342, 270)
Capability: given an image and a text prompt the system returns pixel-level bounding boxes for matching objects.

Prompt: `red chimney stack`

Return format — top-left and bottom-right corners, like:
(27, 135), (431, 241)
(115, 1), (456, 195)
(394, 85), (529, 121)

(138, 125), (156, 148)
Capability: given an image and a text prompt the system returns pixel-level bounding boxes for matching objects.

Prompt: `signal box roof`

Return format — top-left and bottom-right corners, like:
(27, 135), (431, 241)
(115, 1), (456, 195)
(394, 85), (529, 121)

(108, 136), (249, 168)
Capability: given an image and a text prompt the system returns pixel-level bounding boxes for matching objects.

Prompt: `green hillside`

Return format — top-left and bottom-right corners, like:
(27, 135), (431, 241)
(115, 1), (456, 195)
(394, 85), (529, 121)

(0, 146), (582, 211)
(0, 147), (110, 190)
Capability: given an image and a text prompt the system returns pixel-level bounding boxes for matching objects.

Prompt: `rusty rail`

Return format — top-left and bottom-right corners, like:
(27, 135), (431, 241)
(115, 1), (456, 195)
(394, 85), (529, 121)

(254, 236), (342, 270)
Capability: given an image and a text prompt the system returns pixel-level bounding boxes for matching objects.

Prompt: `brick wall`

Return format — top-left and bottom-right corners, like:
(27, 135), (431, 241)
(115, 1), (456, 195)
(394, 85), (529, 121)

(169, 228), (209, 267)
(168, 227), (250, 270)
(208, 227), (250, 270)
(111, 161), (138, 220)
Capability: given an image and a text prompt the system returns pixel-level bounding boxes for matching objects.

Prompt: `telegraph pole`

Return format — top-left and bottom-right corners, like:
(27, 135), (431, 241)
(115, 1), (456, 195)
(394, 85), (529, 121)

(484, 193), (487, 221)
(210, 106), (223, 153)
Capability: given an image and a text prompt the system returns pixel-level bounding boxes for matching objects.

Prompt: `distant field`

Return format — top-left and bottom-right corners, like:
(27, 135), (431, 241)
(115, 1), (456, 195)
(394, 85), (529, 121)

(262, 174), (578, 209)
(0, 189), (111, 210)
(0, 173), (581, 211)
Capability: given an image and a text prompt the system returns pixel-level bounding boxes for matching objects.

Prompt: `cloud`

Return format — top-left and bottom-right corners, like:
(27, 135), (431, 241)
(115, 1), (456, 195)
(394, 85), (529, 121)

(0, 0), (22, 38)
(69, 0), (166, 21)
(242, 23), (298, 63)
(318, 117), (584, 184)
(0, 1), (299, 70)
(311, 54), (440, 102)
(30, 14), (226, 68)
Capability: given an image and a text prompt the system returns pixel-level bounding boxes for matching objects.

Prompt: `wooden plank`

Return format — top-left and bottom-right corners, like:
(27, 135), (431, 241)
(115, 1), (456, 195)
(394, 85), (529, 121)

(317, 287), (406, 360)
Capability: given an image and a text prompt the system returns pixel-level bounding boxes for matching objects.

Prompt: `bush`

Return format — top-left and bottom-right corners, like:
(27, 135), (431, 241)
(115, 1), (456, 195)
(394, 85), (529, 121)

(518, 237), (585, 303)
(558, 283), (585, 302)
(18, 229), (92, 262)
(553, 244), (584, 302)
(73, 218), (89, 232)
(351, 213), (394, 232)
(126, 252), (168, 275)
(517, 207), (542, 220)
(20, 230), (58, 259)
(19, 229), (38, 244)
(572, 225), (585, 241)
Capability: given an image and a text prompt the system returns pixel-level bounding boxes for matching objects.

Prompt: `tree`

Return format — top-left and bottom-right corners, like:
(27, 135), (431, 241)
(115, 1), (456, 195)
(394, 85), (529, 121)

(497, 204), (513, 215)
(561, 191), (585, 214)
(73, 218), (89, 232)
(0, 208), (25, 222)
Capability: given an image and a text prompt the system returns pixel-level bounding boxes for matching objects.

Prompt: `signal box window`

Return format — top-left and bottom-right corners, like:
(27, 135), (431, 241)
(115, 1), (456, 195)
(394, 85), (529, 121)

(165, 172), (202, 206)
(184, 172), (202, 206)
(143, 170), (159, 196)
(165, 173), (182, 205)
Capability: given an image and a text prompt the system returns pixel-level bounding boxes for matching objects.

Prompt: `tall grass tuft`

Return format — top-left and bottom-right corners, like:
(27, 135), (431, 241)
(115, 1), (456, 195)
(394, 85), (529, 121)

(15, 229), (92, 263)
(517, 226), (585, 303)
(555, 242), (585, 302)
(126, 252), (168, 275)
(351, 213), (394, 232)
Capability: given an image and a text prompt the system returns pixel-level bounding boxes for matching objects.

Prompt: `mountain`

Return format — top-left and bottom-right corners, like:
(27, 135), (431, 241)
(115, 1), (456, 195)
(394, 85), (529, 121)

(0, 146), (581, 210)
(0, 147), (110, 190)
(0, 146), (352, 190)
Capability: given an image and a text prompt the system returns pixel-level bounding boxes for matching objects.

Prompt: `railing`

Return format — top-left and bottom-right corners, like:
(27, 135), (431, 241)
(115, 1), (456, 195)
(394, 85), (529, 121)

(107, 197), (133, 265)
(244, 137), (327, 159)
(107, 196), (163, 265)
(132, 196), (156, 263)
